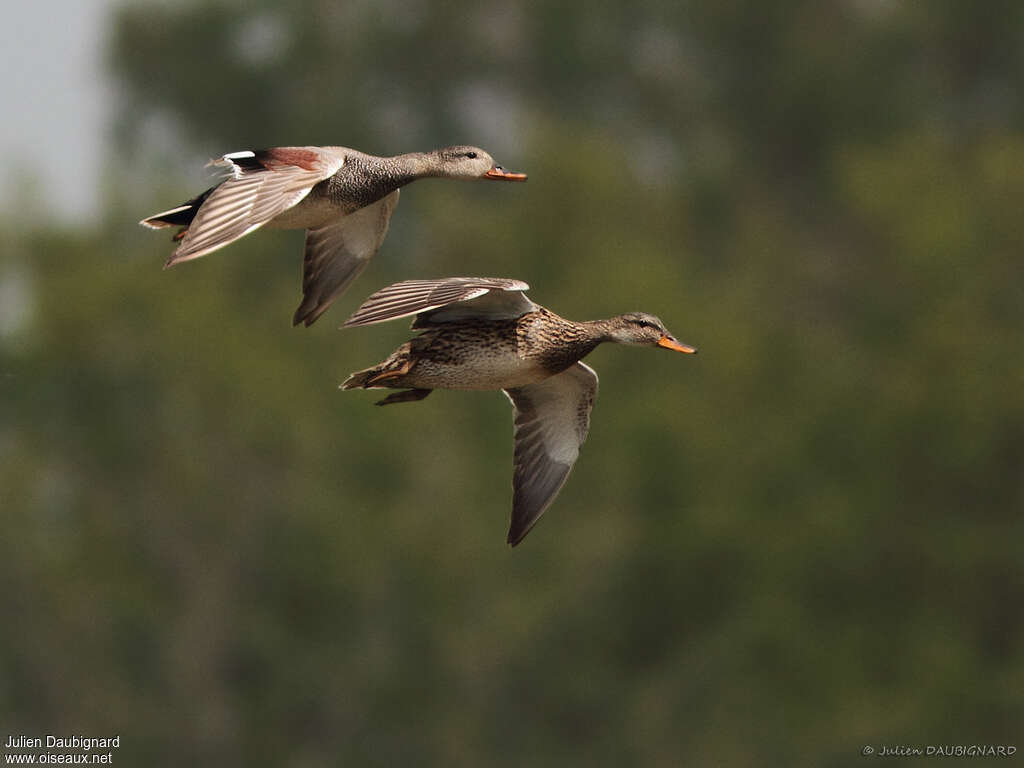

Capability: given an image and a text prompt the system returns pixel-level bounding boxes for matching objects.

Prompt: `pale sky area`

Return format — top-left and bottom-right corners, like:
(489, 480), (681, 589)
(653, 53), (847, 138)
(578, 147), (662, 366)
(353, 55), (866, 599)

(1, 0), (118, 224)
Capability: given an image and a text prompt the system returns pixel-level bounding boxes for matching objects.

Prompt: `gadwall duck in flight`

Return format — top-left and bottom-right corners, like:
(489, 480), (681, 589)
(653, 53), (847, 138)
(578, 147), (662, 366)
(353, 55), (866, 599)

(340, 277), (697, 546)
(140, 146), (527, 326)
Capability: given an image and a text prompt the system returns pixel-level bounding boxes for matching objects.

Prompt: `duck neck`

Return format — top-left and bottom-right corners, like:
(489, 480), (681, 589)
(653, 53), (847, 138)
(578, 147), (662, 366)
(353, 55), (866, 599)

(553, 318), (609, 359)
(577, 319), (606, 348)
(582, 318), (624, 346)
(387, 151), (440, 181)
(521, 310), (602, 373)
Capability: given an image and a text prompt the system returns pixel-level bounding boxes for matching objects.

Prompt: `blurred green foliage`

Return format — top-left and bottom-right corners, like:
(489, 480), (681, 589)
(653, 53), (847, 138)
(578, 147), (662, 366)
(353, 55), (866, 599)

(2, 0), (1022, 765)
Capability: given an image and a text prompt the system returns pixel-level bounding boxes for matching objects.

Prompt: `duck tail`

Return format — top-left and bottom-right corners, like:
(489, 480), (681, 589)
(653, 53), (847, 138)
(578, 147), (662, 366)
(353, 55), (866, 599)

(138, 185), (218, 240)
(340, 369), (377, 390)
(341, 352), (413, 391)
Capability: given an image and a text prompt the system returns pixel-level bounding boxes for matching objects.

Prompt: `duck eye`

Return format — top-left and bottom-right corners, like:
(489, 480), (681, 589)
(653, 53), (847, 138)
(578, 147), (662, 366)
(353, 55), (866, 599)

(466, 151), (477, 159)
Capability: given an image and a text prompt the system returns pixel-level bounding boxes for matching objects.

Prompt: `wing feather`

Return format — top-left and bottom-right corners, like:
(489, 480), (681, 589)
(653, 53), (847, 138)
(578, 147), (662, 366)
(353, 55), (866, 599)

(292, 190), (401, 326)
(343, 277), (533, 328)
(165, 147), (345, 267)
(503, 362), (599, 546)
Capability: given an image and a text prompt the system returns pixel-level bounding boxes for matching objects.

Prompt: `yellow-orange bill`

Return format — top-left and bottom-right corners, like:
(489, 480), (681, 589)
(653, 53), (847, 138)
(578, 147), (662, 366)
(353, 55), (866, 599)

(657, 336), (697, 354)
(484, 167), (528, 181)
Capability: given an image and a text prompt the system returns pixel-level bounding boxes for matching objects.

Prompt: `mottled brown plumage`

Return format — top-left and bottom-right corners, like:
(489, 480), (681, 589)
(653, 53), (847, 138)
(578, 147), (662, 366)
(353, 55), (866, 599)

(340, 278), (697, 546)
(344, 308), (604, 392)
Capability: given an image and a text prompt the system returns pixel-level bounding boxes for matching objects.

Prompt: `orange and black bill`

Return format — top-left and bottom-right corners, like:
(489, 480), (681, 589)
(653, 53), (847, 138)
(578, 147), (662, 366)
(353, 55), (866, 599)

(657, 335), (697, 354)
(484, 165), (528, 181)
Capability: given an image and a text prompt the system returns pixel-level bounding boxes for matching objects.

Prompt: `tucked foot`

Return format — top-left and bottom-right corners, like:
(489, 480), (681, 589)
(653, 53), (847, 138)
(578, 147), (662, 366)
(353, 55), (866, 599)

(375, 388), (433, 406)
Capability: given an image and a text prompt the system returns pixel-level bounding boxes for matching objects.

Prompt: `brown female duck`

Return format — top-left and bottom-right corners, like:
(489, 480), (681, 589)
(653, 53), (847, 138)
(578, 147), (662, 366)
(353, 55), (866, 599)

(140, 146), (526, 326)
(341, 277), (697, 546)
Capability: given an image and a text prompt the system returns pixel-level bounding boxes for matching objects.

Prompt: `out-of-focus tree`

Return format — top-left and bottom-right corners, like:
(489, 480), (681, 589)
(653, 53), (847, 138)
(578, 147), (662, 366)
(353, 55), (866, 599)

(1, 0), (1021, 765)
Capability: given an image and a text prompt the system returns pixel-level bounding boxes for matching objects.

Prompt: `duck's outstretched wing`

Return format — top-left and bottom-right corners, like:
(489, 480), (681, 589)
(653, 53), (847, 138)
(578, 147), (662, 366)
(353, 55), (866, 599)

(292, 190), (400, 326)
(162, 147), (346, 267)
(342, 277), (535, 328)
(503, 362), (599, 546)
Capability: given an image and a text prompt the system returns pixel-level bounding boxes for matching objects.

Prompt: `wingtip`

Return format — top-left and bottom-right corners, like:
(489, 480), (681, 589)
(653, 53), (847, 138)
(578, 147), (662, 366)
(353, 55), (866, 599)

(292, 298), (312, 327)
(506, 526), (528, 547)
(291, 304), (323, 328)
(340, 313), (366, 329)
(163, 247), (196, 269)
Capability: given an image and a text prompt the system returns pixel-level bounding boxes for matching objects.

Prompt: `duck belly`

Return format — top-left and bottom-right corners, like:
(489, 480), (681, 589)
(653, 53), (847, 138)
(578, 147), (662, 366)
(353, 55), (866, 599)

(405, 354), (549, 391)
(399, 332), (554, 391)
(266, 193), (348, 230)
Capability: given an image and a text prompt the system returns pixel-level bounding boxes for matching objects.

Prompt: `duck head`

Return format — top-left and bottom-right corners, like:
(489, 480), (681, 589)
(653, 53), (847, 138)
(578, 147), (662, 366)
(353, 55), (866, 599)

(605, 312), (697, 354)
(432, 146), (528, 181)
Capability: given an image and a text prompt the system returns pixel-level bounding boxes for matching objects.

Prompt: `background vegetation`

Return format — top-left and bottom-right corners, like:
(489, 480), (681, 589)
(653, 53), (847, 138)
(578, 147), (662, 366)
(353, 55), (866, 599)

(2, 0), (1021, 765)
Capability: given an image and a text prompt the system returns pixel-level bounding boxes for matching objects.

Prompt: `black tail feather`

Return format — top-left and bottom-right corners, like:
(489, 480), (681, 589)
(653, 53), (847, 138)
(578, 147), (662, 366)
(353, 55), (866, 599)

(140, 184), (219, 229)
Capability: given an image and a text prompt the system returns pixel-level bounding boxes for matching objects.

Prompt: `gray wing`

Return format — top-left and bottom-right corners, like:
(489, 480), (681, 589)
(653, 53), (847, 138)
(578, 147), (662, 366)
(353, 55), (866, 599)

(292, 190), (400, 326)
(503, 362), (599, 546)
(342, 277), (535, 328)
(166, 147), (346, 267)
